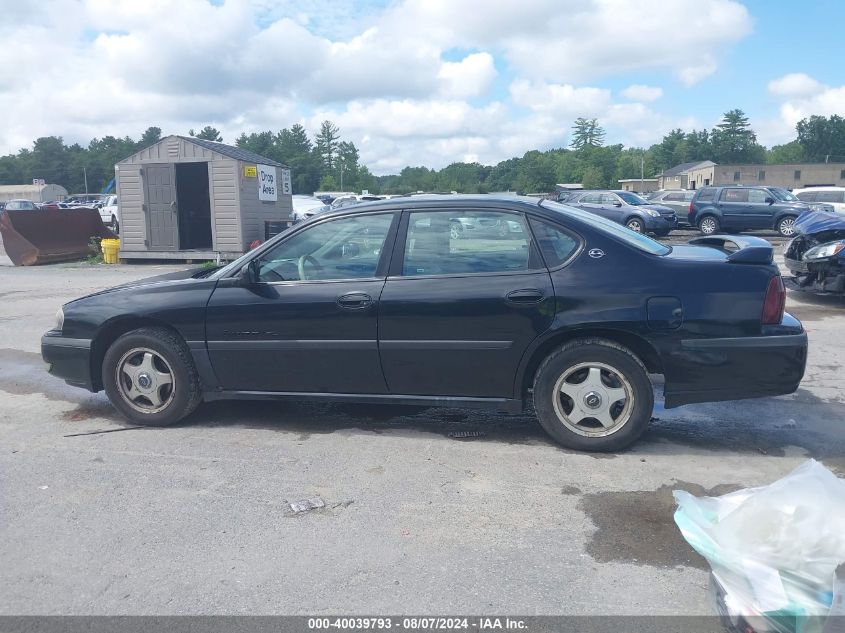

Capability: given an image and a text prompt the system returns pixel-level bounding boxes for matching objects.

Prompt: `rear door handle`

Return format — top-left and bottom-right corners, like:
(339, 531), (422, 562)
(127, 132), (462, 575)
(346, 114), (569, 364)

(337, 292), (373, 310)
(505, 288), (544, 305)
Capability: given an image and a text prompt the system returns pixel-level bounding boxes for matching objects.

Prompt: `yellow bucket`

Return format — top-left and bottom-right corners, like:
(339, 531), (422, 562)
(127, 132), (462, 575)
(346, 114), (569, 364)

(101, 238), (121, 264)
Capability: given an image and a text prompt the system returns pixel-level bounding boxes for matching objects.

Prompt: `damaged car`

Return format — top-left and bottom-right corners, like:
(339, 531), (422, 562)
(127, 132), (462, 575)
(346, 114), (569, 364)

(784, 210), (845, 295)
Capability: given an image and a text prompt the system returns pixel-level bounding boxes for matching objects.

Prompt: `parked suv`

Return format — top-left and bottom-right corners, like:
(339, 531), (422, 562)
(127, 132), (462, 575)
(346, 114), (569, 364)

(647, 190), (695, 225)
(563, 190), (677, 235)
(689, 186), (814, 237)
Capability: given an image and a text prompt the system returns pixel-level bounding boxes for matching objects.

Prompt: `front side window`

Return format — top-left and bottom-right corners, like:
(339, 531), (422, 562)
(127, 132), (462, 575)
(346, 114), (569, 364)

(770, 187), (798, 202)
(580, 193), (602, 204)
(664, 193), (684, 202)
(403, 210), (530, 277)
(747, 189), (768, 203)
(256, 212), (394, 282)
(600, 193), (621, 205)
(797, 191), (817, 202)
(617, 192), (647, 205)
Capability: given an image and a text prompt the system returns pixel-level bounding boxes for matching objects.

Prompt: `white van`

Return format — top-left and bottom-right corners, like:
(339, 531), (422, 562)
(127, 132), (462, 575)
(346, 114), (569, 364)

(794, 187), (845, 214)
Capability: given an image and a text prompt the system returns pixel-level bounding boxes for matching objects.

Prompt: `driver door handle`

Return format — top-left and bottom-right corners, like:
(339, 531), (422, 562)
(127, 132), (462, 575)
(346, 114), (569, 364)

(505, 288), (544, 305)
(337, 292), (373, 310)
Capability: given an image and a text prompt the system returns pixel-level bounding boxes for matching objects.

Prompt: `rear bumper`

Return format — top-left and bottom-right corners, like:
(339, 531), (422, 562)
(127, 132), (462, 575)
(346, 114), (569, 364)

(41, 330), (95, 391)
(663, 313), (808, 408)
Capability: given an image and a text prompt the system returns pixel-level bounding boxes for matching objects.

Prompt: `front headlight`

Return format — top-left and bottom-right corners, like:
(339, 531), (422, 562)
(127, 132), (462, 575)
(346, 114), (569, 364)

(804, 240), (845, 260)
(646, 209), (661, 217)
(55, 307), (64, 331)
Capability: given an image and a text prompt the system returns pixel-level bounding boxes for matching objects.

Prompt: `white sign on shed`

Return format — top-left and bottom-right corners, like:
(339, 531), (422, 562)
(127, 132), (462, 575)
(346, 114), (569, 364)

(258, 164), (277, 201)
(280, 168), (292, 196)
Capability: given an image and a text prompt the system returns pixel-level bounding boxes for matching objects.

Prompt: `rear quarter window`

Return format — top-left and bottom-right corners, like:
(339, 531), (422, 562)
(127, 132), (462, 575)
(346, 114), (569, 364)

(529, 218), (581, 267)
(695, 188), (715, 202)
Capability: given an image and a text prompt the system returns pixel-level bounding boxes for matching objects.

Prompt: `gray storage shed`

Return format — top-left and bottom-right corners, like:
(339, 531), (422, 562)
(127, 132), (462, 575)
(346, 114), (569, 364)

(116, 135), (292, 260)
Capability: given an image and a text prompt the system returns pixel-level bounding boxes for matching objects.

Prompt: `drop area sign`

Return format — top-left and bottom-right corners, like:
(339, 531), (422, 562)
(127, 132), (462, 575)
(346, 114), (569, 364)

(258, 164), (277, 201)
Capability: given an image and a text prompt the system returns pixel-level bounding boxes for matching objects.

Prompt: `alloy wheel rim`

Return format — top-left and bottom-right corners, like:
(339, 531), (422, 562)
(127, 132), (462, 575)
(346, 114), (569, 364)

(552, 362), (634, 437)
(115, 347), (176, 414)
(627, 221), (643, 232)
(701, 218), (716, 234)
(780, 218), (795, 236)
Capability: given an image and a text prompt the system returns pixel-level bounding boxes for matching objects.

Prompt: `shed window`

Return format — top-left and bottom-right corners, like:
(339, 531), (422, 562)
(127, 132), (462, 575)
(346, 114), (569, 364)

(840, 170), (845, 180)
(733, 171), (741, 181)
(794, 170), (801, 181)
(758, 170), (765, 181)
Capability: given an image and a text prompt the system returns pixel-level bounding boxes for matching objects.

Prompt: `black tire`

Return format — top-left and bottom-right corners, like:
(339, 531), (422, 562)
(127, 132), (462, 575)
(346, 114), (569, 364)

(533, 338), (654, 452)
(625, 218), (645, 233)
(776, 215), (797, 237)
(698, 215), (720, 235)
(652, 230), (670, 238)
(102, 327), (201, 426)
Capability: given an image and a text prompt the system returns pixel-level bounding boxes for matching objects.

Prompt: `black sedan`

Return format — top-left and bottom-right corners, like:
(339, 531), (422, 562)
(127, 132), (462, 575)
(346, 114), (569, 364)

(42, 195), (807, 452)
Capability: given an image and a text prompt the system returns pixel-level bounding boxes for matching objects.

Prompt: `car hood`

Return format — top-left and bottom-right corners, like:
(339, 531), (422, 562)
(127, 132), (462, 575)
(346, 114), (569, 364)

(68, 266), (219, 304)
(794, 209), (845, 236)
(642, 204), (674, 213)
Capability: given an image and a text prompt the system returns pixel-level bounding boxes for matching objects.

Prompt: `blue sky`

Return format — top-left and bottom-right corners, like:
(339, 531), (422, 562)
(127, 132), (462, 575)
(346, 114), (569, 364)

(2, 0), (844, 173)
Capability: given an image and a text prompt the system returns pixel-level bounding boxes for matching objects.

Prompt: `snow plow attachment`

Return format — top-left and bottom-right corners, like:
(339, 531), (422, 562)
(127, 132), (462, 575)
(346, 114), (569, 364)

(0, 207), (116, 266)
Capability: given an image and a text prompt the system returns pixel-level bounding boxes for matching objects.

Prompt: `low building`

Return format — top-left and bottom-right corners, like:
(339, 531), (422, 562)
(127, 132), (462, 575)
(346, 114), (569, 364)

(618, 178), (659, 193)
(686, 162), (845, 190)
(116, 135), (292, 261)
(0, 183), (68, 203)
(656, 161), (715, 190)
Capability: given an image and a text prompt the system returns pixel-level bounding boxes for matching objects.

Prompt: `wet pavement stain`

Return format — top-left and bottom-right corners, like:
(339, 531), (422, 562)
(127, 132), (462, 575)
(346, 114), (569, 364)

(560, 485), (582, 495)
(579, 481), (741, 569)
(0, 348), (82, 402)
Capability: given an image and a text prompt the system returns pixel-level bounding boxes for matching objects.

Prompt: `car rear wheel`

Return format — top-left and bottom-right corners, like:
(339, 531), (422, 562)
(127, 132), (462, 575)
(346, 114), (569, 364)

(625, 218), (645, 233)
(776, 215), (797, 237)
(533, 338), (654, 452)
(698, 215), (720, 235)
(102, 327), (201, 426)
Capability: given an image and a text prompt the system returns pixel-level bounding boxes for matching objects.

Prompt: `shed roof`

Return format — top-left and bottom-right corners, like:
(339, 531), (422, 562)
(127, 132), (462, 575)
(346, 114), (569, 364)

(0, 184), (63, 194)
(177, 136), (286, 167)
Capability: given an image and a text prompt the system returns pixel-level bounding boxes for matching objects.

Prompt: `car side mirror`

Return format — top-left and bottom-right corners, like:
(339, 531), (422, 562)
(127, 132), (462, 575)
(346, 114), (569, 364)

(236, 261), (257, 286)
(765, 197), (775, 205)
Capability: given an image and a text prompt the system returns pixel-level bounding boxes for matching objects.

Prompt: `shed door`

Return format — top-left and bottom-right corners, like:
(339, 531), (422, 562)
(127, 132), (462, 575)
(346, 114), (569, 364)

(143, 164), (178, 250)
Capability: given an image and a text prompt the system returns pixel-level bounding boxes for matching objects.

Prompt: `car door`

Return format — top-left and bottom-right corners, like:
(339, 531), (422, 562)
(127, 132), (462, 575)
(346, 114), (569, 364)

(745, 188), (775, 229)
(377, 208), (554, 398)
(717, 187), (749, 229)
(600, 193), (625, 223)
(205, 211), (399, 393)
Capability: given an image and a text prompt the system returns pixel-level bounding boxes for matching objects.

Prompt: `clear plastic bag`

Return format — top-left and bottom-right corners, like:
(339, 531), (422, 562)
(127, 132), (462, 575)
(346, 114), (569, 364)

(674, 460), (845, 633)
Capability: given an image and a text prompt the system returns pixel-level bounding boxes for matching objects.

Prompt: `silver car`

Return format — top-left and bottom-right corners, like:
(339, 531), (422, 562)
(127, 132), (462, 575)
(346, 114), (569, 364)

(646, 190), (695, 225)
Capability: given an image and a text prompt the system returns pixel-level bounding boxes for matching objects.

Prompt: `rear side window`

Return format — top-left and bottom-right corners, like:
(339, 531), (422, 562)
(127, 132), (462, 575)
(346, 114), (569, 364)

(696, 188), (715, 202)
(817, 191), (845, 203)
(797, 191), (817, 202)
(664, 193), (684, 201)
(723, 188), (749, 202)
(403, 210), (531, 277)
(529, 218), (580, 268)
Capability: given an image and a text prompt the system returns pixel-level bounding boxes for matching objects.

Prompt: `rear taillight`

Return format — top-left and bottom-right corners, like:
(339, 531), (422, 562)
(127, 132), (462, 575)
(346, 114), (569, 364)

(762, 275), (786, 325)
(689, 202), (694, 214)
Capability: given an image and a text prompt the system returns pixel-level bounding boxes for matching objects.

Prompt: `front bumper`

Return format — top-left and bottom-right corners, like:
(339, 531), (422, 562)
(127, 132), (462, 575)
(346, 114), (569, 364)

(784, 255), (845, 294)
(41, 330), (95, 391)
(663, 312), (808, 408)
(645, 215), (678, 231)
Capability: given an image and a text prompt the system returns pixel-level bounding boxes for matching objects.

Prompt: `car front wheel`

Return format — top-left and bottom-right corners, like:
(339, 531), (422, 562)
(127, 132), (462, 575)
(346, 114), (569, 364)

(776, 215), (797, 237)
(533, 338), (654, 452)
(698, 215), (720, 235)
(102, 327), (202, 426)
(625, 218), (644, 233)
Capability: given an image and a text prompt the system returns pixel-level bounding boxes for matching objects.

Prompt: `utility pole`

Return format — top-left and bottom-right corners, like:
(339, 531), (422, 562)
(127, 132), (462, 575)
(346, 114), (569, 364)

(640, 150), (645, 192)
(83, 167), (88, 194)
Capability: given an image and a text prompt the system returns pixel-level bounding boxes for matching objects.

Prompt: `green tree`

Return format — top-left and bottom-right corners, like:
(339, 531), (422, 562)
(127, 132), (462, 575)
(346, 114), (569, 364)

(314, 120), (341, 170)
(318, 174), (339, 191)
(796, 115), (845, 163)
(235, 131), (274, 157)
(581, 165), (605, 189)
(189, 126), (223, 142)
(767, 140), (805, 164)
(277, 124), (320, 194)
(139, 126), (162, 147)
(570, 118), (606, 150)
(710, 109), (765, 163)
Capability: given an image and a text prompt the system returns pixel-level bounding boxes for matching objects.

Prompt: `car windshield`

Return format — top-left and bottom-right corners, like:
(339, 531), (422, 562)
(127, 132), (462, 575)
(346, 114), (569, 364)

(617, 192), (648, 205)
(770, 188), (799, 202)
(541, 200), (671, 255)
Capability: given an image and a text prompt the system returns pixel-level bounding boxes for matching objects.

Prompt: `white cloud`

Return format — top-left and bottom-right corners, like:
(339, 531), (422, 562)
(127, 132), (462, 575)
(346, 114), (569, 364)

(620, 85), (664, 102)
(768, 73), (823, 98)
(759, 73), (845, 145)
(437, 53), (497, 99)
